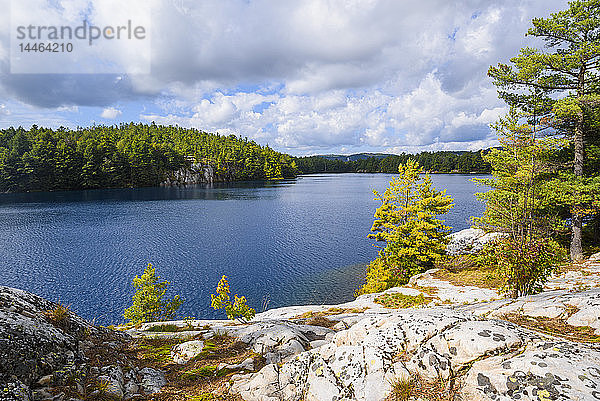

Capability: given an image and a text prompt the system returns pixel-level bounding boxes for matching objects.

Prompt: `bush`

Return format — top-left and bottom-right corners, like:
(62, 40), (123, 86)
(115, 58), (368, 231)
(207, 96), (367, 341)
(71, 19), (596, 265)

(355, 256), (399, 296)
(210, 275), (255, 323)
(123, 263), (183, 324)
(481, 237), (566, 297)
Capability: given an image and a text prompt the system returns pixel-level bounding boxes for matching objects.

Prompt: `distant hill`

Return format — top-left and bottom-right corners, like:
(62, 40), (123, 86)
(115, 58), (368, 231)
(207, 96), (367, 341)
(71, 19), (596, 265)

(318, 153), (394, 162)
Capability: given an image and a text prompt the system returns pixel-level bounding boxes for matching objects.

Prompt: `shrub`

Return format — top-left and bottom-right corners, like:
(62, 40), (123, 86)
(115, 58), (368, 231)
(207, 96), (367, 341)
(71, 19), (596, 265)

(210, 275), (255, 323)
(481, 237), (566, 297)
(123, 263), (183, 324)
(355, 256), (399, 296)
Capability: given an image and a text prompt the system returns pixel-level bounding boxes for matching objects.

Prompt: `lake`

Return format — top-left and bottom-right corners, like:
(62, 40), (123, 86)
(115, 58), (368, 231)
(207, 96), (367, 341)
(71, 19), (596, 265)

(0, 173), (488, 324)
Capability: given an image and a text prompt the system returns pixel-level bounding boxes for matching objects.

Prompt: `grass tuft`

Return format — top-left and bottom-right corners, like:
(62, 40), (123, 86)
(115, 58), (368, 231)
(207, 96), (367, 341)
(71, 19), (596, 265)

(375, 293), (431, 309)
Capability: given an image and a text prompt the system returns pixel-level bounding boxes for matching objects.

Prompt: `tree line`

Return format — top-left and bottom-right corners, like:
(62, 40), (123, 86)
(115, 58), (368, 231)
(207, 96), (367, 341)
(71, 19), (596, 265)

(294, 150), (491, 175)
(0, 123), (298, 192)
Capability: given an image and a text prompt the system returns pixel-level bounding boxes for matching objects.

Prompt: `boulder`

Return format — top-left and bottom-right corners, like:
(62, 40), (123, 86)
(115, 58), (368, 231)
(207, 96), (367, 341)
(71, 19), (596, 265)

(446, 228), (505, 256)
(171, 340), (205, 364)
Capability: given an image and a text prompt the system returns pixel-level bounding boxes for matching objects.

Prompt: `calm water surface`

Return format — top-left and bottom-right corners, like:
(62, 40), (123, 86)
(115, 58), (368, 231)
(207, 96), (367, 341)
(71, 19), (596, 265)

(0, 173), (488, 324)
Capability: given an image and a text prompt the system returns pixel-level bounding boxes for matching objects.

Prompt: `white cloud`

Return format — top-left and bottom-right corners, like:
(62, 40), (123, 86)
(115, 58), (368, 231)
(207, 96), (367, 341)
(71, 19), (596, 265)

(101, 107), (122, 119)
(0, 0), (571, 154)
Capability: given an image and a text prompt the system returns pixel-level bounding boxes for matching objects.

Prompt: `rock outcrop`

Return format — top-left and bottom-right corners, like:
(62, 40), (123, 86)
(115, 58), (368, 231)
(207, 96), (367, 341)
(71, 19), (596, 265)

(3, 237), (600, 401)
(161, 162), (215, 186)
(0, 287), (166, 401)
(223, 253), (600, 401)
(445, 228), (505, 256)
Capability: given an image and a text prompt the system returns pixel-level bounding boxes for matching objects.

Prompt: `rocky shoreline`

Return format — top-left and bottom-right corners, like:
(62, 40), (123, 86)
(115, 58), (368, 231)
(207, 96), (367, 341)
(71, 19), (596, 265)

(2, 230), (600, 401)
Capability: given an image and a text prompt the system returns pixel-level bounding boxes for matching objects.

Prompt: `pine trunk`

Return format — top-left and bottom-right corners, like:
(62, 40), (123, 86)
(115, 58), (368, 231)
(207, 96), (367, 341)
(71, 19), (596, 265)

(571, 69), (585, 262)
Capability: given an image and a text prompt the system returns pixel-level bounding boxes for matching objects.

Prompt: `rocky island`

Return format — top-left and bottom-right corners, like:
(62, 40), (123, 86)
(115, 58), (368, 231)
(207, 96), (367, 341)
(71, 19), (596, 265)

(1, 230), (600, 401)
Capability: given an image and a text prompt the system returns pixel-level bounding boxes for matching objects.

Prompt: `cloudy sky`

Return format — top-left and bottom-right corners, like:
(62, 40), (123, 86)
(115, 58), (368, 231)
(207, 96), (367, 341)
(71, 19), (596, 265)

(0, 0), (569, 156)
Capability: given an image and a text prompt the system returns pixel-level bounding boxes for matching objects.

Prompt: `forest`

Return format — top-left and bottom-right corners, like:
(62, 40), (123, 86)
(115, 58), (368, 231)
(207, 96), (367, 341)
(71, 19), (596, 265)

(0, 123), (298, 192)
(294, 150), (491, 174)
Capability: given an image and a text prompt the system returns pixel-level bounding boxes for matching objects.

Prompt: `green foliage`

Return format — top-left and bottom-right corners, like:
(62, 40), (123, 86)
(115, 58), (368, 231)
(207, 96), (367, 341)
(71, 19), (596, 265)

(480, 237), (566, 297)
(474, 110), (569, 296)
(123, 263), (183, 324)
(473, 109), (566, 238)
(367, 160), (454, 286)
(210, 275), (255, 323)
(294, 150), (490, 175)
(0, 123), (298, 193)
(355, 256), (399, 296)
(488, 0), (600, 260)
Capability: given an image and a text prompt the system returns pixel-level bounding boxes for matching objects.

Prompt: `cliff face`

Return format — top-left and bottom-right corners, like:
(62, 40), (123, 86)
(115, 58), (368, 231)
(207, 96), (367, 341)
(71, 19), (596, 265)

(161, 163), (216, 187)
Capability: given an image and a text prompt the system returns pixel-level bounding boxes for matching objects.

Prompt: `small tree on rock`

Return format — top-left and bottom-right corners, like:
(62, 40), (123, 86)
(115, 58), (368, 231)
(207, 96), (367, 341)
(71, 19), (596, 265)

(362, 160), (454, 290)
(210, 275), (255, 323)
(123, 263), (183, 324)
(474, 110), (567, 297)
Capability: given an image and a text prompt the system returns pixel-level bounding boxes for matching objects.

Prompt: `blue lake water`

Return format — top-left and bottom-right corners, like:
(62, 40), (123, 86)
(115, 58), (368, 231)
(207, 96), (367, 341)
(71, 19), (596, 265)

(0, 173), (488, 324)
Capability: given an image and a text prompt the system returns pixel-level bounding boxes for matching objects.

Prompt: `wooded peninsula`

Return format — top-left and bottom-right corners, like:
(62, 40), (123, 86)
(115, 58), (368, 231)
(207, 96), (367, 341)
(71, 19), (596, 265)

(0, 123), (492, 193)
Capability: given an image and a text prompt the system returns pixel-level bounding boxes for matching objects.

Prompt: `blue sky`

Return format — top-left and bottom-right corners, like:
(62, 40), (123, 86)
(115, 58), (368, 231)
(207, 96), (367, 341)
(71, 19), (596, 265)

(0, 0), (569, 156)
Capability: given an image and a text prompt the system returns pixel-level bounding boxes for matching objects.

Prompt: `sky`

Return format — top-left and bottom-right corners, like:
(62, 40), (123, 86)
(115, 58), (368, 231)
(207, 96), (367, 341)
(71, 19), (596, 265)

(0, 0), (570, 156)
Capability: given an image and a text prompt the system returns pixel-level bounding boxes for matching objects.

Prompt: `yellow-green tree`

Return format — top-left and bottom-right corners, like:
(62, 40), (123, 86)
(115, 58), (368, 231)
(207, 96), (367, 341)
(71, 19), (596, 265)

(123, 263), (183, 324)
(210, 275), (255, 323)
(360, 160), (454, 292)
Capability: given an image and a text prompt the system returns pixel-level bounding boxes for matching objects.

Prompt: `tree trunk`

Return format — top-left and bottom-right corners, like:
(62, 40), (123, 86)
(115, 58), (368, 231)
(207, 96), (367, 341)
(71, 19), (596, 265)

(571, 70), (586, 262)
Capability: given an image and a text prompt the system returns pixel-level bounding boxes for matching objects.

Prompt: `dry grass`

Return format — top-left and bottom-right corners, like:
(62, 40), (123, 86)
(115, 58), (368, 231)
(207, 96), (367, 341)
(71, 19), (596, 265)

(388, 376), (412, 401)
(295, 307), (367, 319)
(43, 303), (71, 329)
(502, 313), (600, 343)
(431, 267), (502, 290)
(386, 374), (460, 401)
(375, 293), (432, 309)
(410, 284), (439, 295)
(304, 316), (337, 329)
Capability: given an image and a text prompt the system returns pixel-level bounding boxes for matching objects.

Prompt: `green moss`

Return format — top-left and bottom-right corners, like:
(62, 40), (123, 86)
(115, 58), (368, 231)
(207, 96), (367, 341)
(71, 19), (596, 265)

(181, 366), (217, 381)
(139, 342), (173, 363)
(374, 293), (431, 309)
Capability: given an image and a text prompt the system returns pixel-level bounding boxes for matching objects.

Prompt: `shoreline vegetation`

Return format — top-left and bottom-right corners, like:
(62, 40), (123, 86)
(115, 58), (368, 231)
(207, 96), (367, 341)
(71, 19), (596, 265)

(0, 123), (298, 193)
(294, 150), (491, 175)
(0, 123), (492, 194)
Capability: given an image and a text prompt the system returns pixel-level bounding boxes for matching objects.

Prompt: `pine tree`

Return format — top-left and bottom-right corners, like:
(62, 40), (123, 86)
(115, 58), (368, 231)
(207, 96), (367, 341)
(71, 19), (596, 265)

(123, 263), (183, 324)
(488, 0), (600, 260)
(367, 159), (454, 286)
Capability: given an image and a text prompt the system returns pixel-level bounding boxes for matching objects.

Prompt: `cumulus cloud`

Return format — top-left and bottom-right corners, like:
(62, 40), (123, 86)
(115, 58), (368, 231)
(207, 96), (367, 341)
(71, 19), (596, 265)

(100, 107), (122, 119)
(0, 0), (571, 154)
